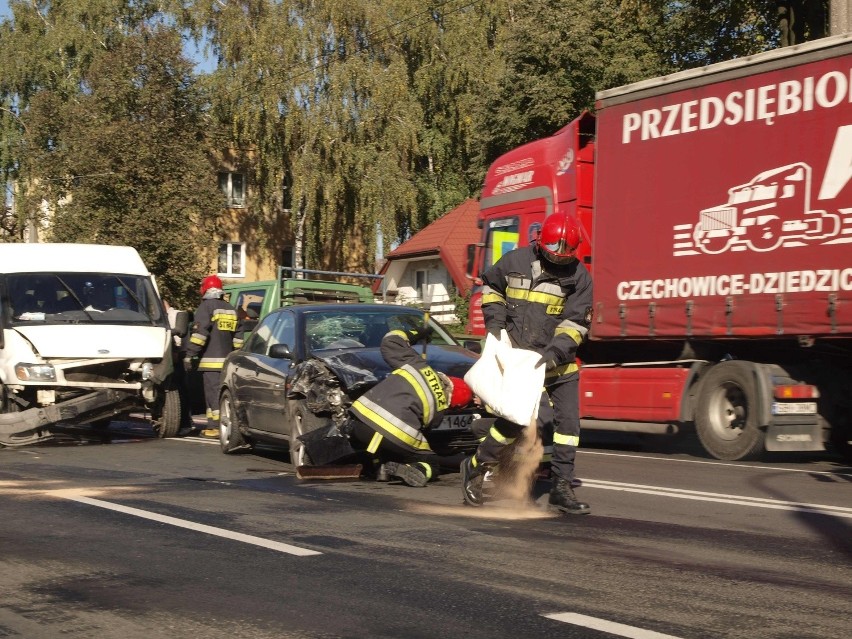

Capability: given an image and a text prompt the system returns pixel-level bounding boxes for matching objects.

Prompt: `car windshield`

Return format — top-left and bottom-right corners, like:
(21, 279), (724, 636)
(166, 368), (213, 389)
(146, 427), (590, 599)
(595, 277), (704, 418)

(6, 272), (164, 326)
(305, 308), (457, 351)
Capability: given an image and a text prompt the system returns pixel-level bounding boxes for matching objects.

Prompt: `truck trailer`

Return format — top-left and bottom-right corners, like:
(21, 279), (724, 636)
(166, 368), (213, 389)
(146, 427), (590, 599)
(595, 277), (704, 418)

(467, 34), (852, 461)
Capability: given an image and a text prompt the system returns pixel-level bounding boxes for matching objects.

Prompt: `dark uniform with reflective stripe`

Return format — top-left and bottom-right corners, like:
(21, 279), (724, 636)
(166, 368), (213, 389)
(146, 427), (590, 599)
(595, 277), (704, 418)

(185, 296), (238, 430)
(473, 244), (592, 483)
(348, 329), (447, 476)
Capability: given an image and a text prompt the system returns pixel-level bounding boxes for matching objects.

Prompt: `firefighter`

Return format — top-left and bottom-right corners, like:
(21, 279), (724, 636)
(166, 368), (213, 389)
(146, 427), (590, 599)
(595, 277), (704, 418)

(183, 275), (239, 438)
(345, 325), (474, 487)
(461, 212), (593, 514)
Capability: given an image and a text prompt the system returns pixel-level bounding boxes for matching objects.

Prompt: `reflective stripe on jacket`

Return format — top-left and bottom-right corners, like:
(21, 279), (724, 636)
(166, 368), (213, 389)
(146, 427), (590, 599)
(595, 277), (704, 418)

(185, 297), (238, 370)
(481, 245), (593, 380)
(349, 330), (448, 453)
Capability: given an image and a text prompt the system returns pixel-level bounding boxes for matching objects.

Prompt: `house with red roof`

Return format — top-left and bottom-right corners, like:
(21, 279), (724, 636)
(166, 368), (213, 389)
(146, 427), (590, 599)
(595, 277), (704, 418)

(375, 198), (480, 325)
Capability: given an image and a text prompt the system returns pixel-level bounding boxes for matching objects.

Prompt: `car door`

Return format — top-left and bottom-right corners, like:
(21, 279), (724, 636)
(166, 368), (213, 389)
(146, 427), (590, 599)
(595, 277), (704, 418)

(230, 311), (283, 429)
(239, 310), (297, 434)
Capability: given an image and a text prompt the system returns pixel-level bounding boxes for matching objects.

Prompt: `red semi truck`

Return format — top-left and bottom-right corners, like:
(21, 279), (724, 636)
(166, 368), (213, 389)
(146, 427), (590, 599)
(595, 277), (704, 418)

(466, 34), (852, 461)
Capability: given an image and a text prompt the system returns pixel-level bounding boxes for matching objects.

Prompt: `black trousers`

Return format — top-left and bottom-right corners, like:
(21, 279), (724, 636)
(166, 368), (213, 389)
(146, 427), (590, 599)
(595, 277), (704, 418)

(202, 370), (222, 429)
(348, 418), (440, 467)
(473, 374), (580, 482)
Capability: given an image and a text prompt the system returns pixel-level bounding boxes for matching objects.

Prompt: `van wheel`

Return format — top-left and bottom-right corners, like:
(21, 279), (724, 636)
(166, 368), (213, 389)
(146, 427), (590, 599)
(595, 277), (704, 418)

(152, 387), (182, 438)
(695, 361), (764, 461)
(0, 384), (19, 414)
(220, 389), (251, 453)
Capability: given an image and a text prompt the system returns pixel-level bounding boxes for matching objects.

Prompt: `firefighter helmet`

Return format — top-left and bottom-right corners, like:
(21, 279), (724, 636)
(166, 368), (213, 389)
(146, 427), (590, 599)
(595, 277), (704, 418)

(200, 275), (223, 296)
(438, 374), (473, 409)
(539, 213), (582, 265)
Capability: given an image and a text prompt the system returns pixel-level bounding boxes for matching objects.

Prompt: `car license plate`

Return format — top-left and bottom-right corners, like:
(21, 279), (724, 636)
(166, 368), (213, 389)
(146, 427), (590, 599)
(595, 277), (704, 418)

(771, 401), (817, 415)
(436, 413), (478, 431)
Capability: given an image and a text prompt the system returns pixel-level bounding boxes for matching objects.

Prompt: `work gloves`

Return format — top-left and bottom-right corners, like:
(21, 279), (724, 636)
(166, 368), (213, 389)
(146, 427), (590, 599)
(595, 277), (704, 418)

(535, 345), (560, 371)
(183, 357), (196, 373)
(406, 325), (433, 344)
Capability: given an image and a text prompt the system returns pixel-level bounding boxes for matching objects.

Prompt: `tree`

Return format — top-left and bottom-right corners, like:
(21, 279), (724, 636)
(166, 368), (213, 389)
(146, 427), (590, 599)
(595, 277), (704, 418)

(29, 28), (222, 308)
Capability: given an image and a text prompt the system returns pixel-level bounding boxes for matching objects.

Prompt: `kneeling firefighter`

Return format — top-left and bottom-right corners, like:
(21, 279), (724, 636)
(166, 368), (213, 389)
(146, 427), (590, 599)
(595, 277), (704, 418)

(305, 324), (473, 486)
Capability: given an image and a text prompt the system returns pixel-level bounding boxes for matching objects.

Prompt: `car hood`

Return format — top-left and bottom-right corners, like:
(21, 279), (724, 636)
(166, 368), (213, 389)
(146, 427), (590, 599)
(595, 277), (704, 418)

(14, 325), (168, 359)
(312, 344), (479, 394)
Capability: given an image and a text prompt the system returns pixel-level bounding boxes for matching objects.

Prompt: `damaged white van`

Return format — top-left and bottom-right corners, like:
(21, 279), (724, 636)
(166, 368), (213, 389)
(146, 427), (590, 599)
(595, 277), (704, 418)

(0, 243), (186, 446)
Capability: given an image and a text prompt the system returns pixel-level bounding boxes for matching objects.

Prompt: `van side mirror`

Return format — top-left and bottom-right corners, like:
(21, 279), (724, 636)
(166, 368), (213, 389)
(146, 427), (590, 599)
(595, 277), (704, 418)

(171, 310), (189, 337)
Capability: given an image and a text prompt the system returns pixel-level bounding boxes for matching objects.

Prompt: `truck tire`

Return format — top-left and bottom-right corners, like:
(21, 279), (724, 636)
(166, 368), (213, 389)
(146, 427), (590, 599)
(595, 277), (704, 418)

(289, 400), (328, 468)
(219, 389), (251, 454)
(695, 361), (765, 461)
(152, 387), (182, 439)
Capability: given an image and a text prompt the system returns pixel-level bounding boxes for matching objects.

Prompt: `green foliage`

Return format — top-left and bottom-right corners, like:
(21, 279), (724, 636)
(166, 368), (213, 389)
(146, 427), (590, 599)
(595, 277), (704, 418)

(0, 0), (794, 282)
(445, 285), (471, 333)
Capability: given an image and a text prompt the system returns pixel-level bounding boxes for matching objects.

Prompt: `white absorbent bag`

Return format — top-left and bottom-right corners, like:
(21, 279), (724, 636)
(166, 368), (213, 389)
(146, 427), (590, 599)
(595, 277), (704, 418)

(463, 330), (545, 427)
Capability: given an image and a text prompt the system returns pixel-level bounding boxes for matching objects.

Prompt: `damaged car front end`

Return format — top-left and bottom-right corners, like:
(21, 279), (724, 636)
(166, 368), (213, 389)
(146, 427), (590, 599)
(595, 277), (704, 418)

(217, 304), (482, 468)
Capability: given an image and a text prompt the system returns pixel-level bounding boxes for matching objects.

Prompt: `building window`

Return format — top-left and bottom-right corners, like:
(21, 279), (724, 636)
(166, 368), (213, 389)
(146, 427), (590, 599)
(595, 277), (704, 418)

(218, 242), (245, 277)
(218, 172), (245, 208)
(415, 269), (427, 299)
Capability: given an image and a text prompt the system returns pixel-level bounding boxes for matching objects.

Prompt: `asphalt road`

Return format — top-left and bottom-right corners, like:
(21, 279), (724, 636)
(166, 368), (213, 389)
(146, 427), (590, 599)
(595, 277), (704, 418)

(1, 421), (850, 639)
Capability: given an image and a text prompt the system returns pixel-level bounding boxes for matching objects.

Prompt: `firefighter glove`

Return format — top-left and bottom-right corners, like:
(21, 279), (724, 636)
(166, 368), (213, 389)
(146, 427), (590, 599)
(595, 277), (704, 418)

(535, 345), (559, 371)
(406, 325), (433, 344)
(183, 357), (195, 373)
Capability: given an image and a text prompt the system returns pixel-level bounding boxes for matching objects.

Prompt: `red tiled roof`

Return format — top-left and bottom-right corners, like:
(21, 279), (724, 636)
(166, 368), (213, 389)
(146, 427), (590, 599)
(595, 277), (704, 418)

(377, 198), (481, 294)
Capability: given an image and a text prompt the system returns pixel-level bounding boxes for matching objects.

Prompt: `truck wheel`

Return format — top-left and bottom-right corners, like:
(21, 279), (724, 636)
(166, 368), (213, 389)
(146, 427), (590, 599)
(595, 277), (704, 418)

(829, 420), (852, 463)
(695, 361), (765, 461)
(152, 387), (182, 438)
(289, 401), (327, 468)
(219, 389), (251, 454)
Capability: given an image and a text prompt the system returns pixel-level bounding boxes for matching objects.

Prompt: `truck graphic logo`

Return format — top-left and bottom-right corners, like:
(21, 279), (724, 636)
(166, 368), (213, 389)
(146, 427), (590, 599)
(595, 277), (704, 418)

(674, 124), (852, 257)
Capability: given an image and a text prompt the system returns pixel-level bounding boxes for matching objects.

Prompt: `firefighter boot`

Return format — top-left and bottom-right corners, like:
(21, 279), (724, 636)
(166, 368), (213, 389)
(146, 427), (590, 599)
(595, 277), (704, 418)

(382, 461), (435, 487)
(461, 457), (491, 507)
(549, 477), (591, 515)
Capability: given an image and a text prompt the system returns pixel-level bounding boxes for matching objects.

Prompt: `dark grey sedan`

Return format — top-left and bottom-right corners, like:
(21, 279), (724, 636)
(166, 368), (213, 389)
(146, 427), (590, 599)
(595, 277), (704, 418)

(218, 304), (482, 467)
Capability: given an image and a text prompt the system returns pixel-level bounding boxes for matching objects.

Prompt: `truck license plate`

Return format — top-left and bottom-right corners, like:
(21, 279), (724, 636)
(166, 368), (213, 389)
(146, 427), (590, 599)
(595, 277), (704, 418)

(771, 402), (817, 415)
(436, 413), (478, 431)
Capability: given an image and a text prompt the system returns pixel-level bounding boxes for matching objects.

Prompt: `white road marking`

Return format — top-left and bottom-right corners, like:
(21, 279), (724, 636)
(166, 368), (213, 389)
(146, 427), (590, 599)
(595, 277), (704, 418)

(59, 494), (322, 556)
(580, 479), (852, 518)
(581, 450), (852, 477)
(543, 612), (683, 638)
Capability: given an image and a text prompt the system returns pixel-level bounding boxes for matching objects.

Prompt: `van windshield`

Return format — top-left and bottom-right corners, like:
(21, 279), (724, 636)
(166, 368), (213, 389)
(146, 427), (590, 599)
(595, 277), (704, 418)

(6, 273), (164, 325)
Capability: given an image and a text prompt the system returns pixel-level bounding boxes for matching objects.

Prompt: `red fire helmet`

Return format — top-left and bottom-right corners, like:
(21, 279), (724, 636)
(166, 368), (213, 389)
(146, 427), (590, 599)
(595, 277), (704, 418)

(200, 275), (223, 296)
(539, 212), (582, 265)
(446, 375), (473, 409)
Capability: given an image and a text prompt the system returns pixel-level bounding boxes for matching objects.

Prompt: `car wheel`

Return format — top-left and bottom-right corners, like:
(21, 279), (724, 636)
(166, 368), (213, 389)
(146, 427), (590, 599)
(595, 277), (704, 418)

(219, 389), (251, 454)
(289, 400), (331, 468)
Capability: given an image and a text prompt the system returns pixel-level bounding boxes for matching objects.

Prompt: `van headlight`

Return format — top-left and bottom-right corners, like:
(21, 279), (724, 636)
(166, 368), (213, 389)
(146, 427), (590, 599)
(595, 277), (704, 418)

(16, 363), (57, 382)
(141, 362), (154, 381)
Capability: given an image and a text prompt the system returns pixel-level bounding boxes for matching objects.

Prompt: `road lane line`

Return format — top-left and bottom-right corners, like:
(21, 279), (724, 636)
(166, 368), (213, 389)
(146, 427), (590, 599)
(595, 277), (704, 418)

(543, 612), (683, 638)
(59, 494), (322, 556)
(580, 450), (852, 477)
(581, 479), (852, 518)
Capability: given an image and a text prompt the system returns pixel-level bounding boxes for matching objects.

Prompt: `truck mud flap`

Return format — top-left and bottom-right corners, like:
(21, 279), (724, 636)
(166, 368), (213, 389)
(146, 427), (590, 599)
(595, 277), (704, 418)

(765, 419), (826, 452)
(0, 389), (139, 447)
